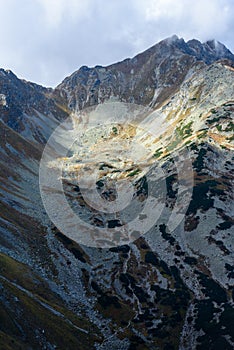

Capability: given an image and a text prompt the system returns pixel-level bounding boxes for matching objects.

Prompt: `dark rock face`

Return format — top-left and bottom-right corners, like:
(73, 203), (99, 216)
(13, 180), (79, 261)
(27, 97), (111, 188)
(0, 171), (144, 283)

(0, 69), (68, 138)
(0, 36), (233, 349)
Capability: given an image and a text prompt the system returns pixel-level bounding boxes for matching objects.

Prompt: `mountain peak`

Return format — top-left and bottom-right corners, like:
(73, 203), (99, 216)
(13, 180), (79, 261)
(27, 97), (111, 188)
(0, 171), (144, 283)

(206, 39), (219, 48)
(204, 39), (233, 56)
(163, 34), (180, 43)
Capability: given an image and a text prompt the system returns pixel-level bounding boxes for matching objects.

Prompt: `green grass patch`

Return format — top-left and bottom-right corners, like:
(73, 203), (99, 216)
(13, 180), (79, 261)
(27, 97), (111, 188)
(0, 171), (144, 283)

(225, 122), (234, 132)
(112, 126), (118, 135)
(127, 169), (140, 177)
(197, 130), (208, 139)
(153, 148), (163, 158)
(176, 121), (193, 139)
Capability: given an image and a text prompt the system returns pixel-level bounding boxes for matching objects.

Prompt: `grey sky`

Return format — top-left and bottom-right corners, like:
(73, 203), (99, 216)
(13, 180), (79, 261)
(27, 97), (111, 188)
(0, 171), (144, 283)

(0, 0), (233, 87)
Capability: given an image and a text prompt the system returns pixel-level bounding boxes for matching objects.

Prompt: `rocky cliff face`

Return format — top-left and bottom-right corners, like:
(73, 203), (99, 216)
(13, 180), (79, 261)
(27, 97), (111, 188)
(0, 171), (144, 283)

(0, 36), (233, 350)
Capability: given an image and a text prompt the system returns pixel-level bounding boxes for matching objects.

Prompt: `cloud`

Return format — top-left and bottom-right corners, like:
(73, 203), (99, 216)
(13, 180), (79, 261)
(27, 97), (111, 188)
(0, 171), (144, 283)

(36, 0), (92, 28)
(0, 0), (233, 87)
(144, 0), (184, 20)
(133, 0), (234, 48)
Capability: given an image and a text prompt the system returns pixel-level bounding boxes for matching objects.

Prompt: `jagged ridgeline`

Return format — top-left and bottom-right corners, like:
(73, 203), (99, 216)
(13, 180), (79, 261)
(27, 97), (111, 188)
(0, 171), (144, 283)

(0, 36), (233, 350)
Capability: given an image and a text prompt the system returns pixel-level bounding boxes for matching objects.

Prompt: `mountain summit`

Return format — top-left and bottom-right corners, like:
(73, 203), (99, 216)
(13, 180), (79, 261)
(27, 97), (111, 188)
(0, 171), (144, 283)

(0, 37), (234, 350)
(56, 36), (234, 110)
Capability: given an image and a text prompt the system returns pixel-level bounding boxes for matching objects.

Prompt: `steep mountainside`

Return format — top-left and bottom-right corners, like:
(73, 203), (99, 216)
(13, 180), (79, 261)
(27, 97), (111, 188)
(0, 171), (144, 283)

(0, 36), (233, 350)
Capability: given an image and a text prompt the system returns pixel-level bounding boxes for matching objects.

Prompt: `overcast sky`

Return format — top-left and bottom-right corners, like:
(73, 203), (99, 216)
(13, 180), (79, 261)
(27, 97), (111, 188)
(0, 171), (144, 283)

(0, 0), (233, 87)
